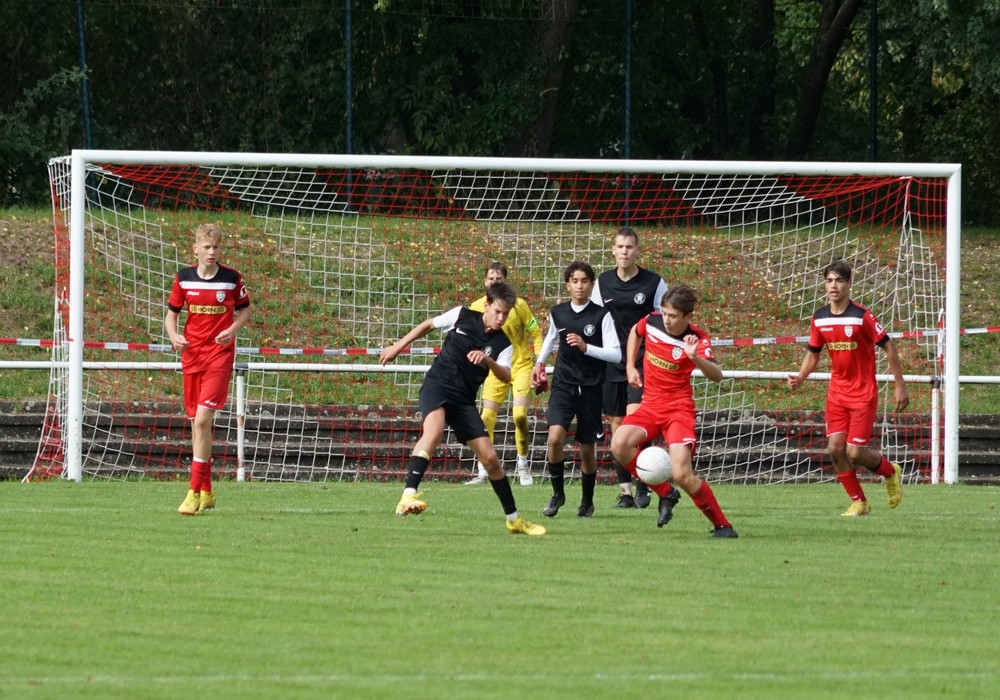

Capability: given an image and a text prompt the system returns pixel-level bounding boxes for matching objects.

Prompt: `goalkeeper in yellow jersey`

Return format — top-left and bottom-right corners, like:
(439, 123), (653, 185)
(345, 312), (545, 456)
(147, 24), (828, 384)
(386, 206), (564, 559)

(466, 262), (544, 486)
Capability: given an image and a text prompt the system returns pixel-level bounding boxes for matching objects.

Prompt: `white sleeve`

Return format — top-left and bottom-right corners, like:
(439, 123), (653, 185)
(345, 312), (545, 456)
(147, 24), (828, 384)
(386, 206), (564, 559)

(494, 343), (514, 370)
(432, 306), (462, 332)
(584, 312), (622, 364)
(535, 314), (560, 365)
(652, 278), (668, 308)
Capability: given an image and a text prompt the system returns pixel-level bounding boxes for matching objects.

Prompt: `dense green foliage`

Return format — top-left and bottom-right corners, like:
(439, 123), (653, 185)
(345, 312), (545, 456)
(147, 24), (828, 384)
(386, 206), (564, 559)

(3, 1), (1000, 222)
(2, 481), (999, 698)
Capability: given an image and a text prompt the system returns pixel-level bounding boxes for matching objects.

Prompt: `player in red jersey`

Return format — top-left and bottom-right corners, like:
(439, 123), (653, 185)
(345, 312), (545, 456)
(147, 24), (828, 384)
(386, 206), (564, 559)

(609, 285), (737, 537)
(165, 224), (251, 515)
(788, 260), (907, 517)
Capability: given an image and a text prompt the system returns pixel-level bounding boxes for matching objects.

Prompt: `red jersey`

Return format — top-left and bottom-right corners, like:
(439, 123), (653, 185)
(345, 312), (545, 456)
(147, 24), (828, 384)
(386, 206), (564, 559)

(636, 313), (715, 413)
(807, 300), (888, 408)
(168, 263), (250, 373)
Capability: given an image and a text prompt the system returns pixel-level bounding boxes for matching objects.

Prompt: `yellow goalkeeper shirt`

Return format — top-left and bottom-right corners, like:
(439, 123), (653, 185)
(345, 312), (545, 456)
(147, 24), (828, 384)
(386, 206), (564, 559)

(470, 295), (542, 372)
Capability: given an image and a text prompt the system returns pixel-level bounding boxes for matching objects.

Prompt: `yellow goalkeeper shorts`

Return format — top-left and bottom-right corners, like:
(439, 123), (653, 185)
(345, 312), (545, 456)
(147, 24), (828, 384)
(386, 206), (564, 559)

(482, 362), (533, 404)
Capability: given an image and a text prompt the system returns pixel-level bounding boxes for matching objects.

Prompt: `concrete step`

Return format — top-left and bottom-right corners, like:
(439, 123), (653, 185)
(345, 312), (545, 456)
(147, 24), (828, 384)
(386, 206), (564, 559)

(3, 400), (999, 482)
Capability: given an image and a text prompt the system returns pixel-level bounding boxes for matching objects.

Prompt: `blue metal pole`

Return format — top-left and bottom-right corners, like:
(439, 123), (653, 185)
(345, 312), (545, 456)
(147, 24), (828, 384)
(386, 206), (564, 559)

(623, 0), (634, 225)
(868, 0), (877, 161)
(624, 0), (632, 161)
(345, 0), (354, 155)
(76, 0), (94, 148)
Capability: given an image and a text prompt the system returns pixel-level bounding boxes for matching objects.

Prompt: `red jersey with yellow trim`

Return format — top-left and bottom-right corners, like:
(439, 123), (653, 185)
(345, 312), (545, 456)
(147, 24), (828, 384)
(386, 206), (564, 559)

(807, 300), (888, 408)
(636, 313), (715, 412)
(168, 264), (250, 373)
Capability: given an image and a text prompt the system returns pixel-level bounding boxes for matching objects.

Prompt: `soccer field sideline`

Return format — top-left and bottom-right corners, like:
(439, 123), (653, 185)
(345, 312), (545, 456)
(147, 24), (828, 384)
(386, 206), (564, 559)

(1, 481), (998, 699)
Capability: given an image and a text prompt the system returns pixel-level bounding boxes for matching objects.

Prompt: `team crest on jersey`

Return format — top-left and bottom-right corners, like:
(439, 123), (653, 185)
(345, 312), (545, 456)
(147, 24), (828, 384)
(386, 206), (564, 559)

(483, 345), (494, 357)
(845, 326), (853, 338)
(584, 324), (596, 337)
(672, 347), (684, 360)
(634, 292), (646, 305)
(216, 290), (226, 302)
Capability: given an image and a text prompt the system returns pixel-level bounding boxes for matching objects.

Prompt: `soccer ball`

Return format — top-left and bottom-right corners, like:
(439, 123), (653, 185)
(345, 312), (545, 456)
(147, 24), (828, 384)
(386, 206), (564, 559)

(635, 446), (672, 485)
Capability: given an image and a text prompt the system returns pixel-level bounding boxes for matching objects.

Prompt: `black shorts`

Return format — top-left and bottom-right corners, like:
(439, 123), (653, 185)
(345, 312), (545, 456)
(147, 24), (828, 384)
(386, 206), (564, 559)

(418, 384), (488, 444)
(602, 379), (643, 418)
(546, 383), (604, 444)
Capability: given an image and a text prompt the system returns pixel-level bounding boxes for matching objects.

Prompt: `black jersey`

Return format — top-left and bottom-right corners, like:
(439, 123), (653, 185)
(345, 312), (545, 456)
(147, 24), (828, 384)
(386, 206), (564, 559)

(425, 307), (514, 402)
(547, 301), (612, 388)
(592, 266), (666, 381)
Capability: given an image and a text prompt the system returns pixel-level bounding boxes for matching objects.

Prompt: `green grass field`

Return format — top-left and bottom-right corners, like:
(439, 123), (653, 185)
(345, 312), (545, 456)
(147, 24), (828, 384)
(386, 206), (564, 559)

(2, 481), (998, 699)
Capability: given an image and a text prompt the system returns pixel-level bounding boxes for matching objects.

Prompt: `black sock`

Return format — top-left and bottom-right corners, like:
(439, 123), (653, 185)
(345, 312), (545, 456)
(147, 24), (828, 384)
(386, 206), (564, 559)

(614, 461), (633, 485)
(404, 455), (430, 490)
(581, 471), (596, 506)
(490, 473), (517, 515)
(548, 460), (565, 497)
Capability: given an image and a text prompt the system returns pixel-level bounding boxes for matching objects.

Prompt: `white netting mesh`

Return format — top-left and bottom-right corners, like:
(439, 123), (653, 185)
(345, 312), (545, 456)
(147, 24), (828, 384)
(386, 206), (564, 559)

(39, 157), (948, 483)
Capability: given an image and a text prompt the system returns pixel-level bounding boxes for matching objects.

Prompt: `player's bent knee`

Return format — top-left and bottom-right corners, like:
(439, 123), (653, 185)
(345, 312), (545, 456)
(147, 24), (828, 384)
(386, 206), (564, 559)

(512, 405), (529, 429)
(669, 460), (695, 487)
(845, 444), (867, 461)
(481, 408), (498, 432)
(610, 429), (640, 455)
(192, 412), (214, 432)
(481, 452), (504, 478)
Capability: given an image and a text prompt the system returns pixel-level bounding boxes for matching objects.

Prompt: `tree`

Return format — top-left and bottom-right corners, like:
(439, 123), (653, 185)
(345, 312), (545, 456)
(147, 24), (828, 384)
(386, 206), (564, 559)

(783, 0), (864, 159)
(747, 0), (777, 159)
(502, 0), (583, 157)
(876, 2), (1000, 223)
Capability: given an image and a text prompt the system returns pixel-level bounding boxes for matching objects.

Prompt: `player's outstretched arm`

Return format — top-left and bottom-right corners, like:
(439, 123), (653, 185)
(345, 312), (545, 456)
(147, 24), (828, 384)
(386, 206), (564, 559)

(379, 318), (436, 365)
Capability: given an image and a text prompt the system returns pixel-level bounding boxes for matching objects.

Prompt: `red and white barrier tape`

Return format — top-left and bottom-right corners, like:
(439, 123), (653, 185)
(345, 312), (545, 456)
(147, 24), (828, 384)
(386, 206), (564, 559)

(3, 327), (999, 355)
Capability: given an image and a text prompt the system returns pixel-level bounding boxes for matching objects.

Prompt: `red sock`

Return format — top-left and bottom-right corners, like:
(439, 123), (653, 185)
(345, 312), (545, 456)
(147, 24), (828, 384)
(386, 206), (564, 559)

(622, 452), (640, 480)
(690, 482), (730, 527)
(650, 481), (674, 498)
(871, 456), (894, 478)
(201, 460), (213, 493)
(189, 458), (208, 491)
(837, 470), (866, 502)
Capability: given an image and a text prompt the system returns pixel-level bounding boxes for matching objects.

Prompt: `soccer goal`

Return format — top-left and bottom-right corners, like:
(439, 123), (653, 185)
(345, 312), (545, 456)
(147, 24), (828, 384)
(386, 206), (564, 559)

(36, 151), (961, 485)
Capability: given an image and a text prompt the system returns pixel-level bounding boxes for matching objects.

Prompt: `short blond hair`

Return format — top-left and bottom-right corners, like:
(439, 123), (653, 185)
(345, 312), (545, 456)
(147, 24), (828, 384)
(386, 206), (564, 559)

(194, 223), (224, 245)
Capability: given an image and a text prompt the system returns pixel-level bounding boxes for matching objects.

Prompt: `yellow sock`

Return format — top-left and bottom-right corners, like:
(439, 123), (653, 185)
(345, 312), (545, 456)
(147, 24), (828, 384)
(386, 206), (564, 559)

(481, 408), (498, 443)
(512, 406), (529, 456)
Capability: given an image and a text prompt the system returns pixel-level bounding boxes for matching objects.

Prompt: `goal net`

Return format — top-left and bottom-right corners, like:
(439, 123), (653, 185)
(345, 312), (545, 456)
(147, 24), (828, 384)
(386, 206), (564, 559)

(36, 153), (955, 484)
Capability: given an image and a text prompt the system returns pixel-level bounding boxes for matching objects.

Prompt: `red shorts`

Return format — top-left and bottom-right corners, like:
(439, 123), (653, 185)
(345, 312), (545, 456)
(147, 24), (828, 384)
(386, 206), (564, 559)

(183, 367), (233, 419)
(620, 403), (697, 453)
(825, 399), (876, 446)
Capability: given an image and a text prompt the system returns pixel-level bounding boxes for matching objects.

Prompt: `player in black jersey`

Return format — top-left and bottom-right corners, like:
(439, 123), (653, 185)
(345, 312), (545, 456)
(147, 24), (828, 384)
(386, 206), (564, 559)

(531, 261), (621, 518)
(379, 281), (546, 536)
(591, 227), (668, 508)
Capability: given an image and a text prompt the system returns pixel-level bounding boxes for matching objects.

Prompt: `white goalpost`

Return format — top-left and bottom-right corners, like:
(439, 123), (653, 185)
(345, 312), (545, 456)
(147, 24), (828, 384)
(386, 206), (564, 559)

(38, 150), (961, 485)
